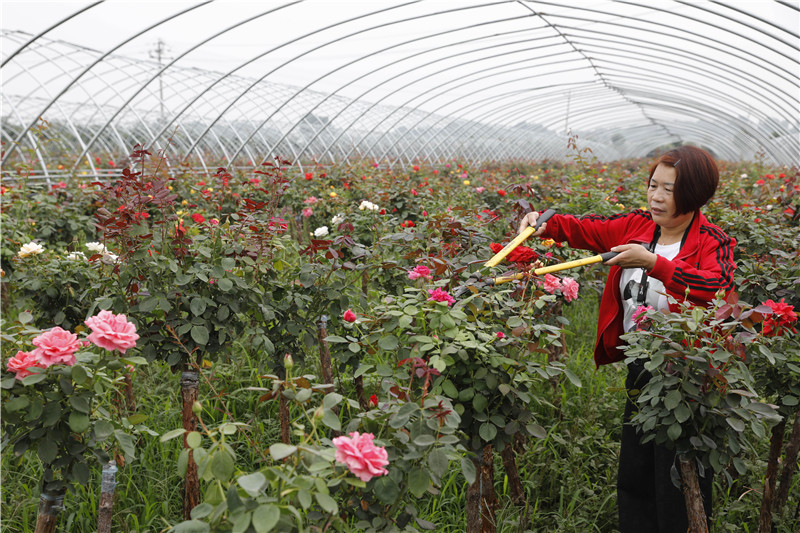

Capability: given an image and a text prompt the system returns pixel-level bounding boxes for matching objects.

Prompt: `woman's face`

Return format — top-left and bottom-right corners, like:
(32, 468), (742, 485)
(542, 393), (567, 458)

(647, 163), (693, 230)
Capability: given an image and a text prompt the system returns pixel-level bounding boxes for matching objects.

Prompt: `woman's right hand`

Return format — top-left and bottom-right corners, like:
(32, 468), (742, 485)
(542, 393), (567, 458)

(518, 211), (547, 236)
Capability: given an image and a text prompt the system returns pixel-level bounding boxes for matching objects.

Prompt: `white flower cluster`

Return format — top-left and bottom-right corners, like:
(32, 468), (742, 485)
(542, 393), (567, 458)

(18, 242), (44, 258)
(359, 200), (379, 211)
(86, 242), (118, 263)
(313, 226), (329, 238)
(331, 213), (345, 225)
(67, 251), (86, 261)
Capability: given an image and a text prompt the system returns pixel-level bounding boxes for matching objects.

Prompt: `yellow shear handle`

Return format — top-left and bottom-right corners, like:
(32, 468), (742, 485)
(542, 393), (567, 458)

(484, 209), (556, 268)
(493, 251), (619, 284)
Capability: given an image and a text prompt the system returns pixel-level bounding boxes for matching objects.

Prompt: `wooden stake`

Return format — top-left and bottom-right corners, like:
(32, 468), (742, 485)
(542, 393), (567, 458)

(679, 456), (708, 533)
(775, 411), (800, 515)
(317, 316), (334, 388)
(466, 445), (497, 533)
(97, 460), (118, 533)
(758, 419), (786, 533)
(500, 443), (524, 505)
(180, 370), (200, 520)
(34, 486), (65, 533)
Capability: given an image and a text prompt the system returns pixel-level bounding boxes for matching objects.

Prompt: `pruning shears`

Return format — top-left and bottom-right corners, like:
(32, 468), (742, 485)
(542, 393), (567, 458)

(484, 208), (621, 285)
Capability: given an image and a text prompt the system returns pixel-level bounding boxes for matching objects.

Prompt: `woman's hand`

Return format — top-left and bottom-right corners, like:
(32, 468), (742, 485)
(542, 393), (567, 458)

(605, 244), (658, 270)
(518, 212), (547, 236)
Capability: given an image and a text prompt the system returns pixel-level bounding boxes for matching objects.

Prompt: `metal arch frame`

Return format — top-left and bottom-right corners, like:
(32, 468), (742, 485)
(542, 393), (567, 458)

(590, 55), (798, 155)
(290, 30), (570, 165)
(72, 1), (302, 174)
(525, 0), (799, 83)
(263, 17), (554, 165)
(2, 37), (137, 177)
(168, 0), (431, 166)
(595, 65), (797, 163)
(2, 0), (798, 168)
(2, 1), (214, 166)
(562, 30), (799, 126)
(421, 87), (628, 163)
(0, 1), (104, 68)
(374, 68), (602, 165)
(213, 0), (520, 168)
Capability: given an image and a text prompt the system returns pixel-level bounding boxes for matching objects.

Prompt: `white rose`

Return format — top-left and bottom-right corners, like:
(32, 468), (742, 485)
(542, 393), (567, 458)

(67, 251), (86, 260)
(101, 253), (119, 265)
(86, 242), (108, 254)
(18, 242), (44, 258)
(314, 226), (329, 238)
(331, 214), (344, 225)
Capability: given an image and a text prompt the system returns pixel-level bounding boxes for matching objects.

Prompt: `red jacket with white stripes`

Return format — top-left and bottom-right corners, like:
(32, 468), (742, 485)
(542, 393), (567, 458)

(540, 209), (736, 367)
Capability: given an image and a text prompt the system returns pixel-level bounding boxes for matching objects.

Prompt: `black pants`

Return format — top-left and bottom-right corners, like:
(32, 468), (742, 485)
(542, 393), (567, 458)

(617, 362), (713, 533)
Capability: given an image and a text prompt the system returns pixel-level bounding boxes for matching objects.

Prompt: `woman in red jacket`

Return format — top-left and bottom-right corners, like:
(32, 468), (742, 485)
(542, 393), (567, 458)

(518, 145), (736, 533)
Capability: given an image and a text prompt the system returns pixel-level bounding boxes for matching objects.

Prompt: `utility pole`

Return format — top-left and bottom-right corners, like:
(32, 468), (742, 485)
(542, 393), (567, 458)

(149, 38), (169, 120)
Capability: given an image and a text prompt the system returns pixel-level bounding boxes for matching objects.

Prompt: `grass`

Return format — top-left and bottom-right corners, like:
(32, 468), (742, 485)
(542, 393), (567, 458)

(1, 292), (798, 532)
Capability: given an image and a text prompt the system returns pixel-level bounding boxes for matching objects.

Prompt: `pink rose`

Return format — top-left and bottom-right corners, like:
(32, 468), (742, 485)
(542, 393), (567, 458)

(302, 207), (313, 217)
(496, 332), (505, 339)
(408, 265), (432, 281)
(343, 309), (357, 323)
(7, 350), (45, 379)
(332, 432), (389, 482)
(31, 327), (81, 367)
(427, 288), (455, 306)
(632, 305), (654, 329)
(543, 274), (562, 294)
(561, 277), (579, 302)
(475, 187), (485, 193)
(85, 310), (139, 353)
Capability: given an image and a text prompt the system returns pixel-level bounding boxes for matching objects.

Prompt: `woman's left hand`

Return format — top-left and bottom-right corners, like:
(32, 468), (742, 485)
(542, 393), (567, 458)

(605, 244), (658, 270)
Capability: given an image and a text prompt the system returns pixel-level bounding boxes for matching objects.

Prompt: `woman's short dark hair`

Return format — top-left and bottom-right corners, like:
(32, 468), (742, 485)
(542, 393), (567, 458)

(648, 145), (719, 215)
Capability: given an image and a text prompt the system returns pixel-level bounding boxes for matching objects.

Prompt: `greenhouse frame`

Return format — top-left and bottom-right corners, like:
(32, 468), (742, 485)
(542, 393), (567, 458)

(1, 0), (798, 183)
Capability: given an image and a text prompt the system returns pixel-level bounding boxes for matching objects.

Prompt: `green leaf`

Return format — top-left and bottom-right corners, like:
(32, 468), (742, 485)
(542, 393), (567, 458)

(191, 325), (209, 346)
(38, 439), (57, 464)
(252, 504), (280, 533)
(211, 450), (235, 482)
(269, 443), (297, 461)
(18, 311), (34, 324)
(69, 395), (90, 413)
(783, 396), (799, 406)
(115, 430), (136, 459)
(324, 335), (348, 343)
(238, 472), (266, 498)
(727, 418), (746, 432)
(71, 365), (88, 385)
(5, 397), (30, 412)
(378, 336), (398, 351)
(171, 520), (210, 533)
(231, 511), (250, 533)
(472, 394), (488, 413)
(217, 278), (233, 291)
(186, 431), (202, 449)
(138, 297), (158, 313)
(161, 428), (187, 442)
(315, 492), (338, 514)
(667, 422), (682, 441)
(479, 422), (497, 442)
(442, 379), (458, 398)
(674, 403), (691, 423)
(664, 389), (682, 411)
(323, 393), (343, 410)
(21, 373), (48, 386)
(408, 468), (430, 497)
(563, 368), (582, 388)
(127, 413), (148, 425)
(322, 409), (341, 431)
(460, 457), (477, 484)
(190, 297), (207, 316)
(190, 503), (214, 519)
(373, 476), (400, 504)
(413, 434), (436, 447)
(428, 448), (449, 477)
(94, 420), (114, 441)
(69, 412), (90, 433)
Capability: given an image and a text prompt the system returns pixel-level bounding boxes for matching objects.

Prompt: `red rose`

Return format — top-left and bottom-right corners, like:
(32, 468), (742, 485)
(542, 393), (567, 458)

(343, 309), (357, 322)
